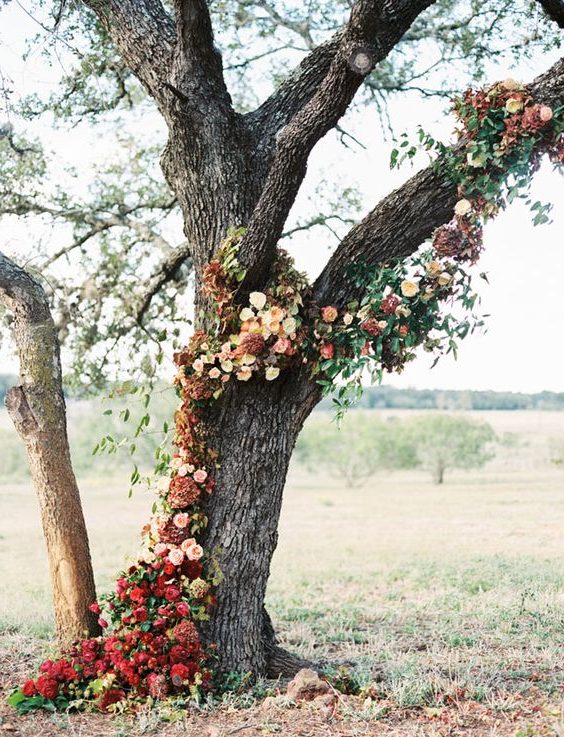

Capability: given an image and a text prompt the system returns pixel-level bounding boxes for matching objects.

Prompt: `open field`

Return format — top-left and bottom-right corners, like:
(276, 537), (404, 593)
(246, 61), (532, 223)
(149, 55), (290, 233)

(1, 409), (564, 735)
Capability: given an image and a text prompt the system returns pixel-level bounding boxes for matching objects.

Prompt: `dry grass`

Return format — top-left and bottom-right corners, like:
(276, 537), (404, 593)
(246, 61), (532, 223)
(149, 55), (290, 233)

(1, 409), (564, 735)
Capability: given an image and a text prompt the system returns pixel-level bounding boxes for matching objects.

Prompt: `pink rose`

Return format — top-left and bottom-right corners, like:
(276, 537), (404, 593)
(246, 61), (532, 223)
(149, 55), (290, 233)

(154, 542), (168, 556)
(185, 543), (203, 561)
(177, 464), (189, 477)
(167, 548), (184, 566)
(193, 469), (208, 484)
(192, 359), (204, 373)
(180, 537), (196, 552)
(539, 105), (553, 122)
(273, 337), (291, 354)
(174, 513), (190, 528)
(209, 367), (221, 379)
(321, 305), (338, 323)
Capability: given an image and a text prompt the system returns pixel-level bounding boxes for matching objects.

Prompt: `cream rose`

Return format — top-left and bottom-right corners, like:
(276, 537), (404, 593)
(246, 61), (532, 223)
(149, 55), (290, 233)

(265, 366), (280, 381)
(505, 97), (524, 114)
(400, 280), (419, 298)
(437, 272), (453, 286)
(282, 317), (297, 335)
(239, 307), (255, 321)
(249, 291), (267, 310)
(236, 366), (253, 381)
(454, 199), (472, 216)
(221, 359), (234, 373)
(425, 260), (442, 277)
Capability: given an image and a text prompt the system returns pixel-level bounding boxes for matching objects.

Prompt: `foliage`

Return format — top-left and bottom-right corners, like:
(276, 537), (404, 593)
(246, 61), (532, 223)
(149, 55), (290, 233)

(406, 413), (496, 484)
(1, 1), (561, 387)
(296, 413), (417, 487)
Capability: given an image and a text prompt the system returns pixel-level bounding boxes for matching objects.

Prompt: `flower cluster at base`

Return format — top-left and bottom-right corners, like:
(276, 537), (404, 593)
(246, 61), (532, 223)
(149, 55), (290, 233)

(12, 353), (220, 713)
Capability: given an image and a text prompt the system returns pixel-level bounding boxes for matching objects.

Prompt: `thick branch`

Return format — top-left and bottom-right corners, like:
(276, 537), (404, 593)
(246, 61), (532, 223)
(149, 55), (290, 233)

(167, 0), (234, 119)
(237, 0), (436, 292)
(81, 0), (175, 106)
(314, 56), (564, 307)
(536, 0), (564, 27)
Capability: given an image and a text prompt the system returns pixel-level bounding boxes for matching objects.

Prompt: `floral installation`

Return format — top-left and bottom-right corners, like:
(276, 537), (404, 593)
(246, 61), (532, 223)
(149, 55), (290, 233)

(11, 80), (562, 714)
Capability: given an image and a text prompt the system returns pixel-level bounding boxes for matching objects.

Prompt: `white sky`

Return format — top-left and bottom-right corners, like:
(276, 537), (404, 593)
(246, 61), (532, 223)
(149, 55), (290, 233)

(0, 2), (563, 393)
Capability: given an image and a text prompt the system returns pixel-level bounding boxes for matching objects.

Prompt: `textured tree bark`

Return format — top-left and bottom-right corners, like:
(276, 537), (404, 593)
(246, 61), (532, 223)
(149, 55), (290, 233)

(0, 253), (100, 647)
(200, 368), (320, 676)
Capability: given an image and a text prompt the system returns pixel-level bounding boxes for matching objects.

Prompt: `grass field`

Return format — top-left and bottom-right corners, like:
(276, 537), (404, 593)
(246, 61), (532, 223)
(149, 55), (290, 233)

(1, 409), (564, 735)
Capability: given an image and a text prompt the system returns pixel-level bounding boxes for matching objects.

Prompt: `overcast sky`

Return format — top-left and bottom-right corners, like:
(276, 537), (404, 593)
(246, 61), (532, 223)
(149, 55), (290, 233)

(1, 2), (563, 393)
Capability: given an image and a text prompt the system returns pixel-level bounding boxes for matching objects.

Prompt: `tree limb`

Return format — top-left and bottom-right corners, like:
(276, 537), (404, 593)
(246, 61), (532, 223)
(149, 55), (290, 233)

(81, 0), (175, 106)
(536, 0), (564, 27)
(237, 0), (437, 291)
(313, 56), (564, 307)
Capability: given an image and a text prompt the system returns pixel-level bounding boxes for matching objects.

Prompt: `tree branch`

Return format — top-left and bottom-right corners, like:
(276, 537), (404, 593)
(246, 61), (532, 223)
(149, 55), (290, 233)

(168, 0), (233, 116)
(313, 56), (564, 307)
(81, 0), (175, 106)
(237, 0), (436, 291)
(133, 242), (192, 324)
(536, 0), (564, 27)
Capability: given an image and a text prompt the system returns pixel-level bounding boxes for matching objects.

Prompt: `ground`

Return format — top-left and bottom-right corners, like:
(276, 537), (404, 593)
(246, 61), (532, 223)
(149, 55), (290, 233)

(0, 409), (563, 736)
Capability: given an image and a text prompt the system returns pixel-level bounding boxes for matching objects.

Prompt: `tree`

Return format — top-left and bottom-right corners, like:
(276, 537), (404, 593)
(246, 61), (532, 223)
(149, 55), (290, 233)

(407, 414), (496, 484)
(1, 0), (563, 684)
(296, 412), (417, 487)
(0, 252), (100, 645)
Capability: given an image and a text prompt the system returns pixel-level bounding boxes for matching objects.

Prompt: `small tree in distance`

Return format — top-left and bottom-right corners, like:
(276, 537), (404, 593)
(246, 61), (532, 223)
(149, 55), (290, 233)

(408, 414), (496, 484)
(296, 412), (418, 488)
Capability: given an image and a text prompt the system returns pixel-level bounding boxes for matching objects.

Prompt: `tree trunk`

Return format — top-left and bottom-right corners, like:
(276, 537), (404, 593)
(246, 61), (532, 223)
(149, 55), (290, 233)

(0, 253), (100, 647)
(433, 462), (445, 485)
(201, 367), (320, 676)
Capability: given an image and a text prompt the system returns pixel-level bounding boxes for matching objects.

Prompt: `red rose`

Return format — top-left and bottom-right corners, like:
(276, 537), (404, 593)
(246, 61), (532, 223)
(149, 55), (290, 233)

(129, 586), (145, 603)
(36, 675), (59, 700)
(89, 602), (101, 615)
(164, 585), (181, 602)
(176, 602), (190, 617)
(98, 618), (109, 629)
(22, 680), (37, 697)
(133, 607), (148, 622)
(170, 663), (190, 686)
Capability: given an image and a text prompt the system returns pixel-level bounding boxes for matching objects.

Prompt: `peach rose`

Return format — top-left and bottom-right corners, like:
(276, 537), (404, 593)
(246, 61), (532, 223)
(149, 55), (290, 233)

(539, 105), (553, 122)
(154, 542), (168, 556)
(192, 359), (204, 373)
(185, 543), (203, 561)
(168, 548), (184, 566)
(321, 305), (338, 323)
(400, 280), (419, 298)
(273, 337), (291, 354)
(173, 513), (190, 528)
(209, 367), (221, 379)
(180, 537), (196, 552)
(319, 343), (334, 359)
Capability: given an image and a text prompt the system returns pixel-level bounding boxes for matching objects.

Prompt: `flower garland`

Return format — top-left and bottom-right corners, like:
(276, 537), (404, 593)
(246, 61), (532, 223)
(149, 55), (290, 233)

(11, 80), (563, 714)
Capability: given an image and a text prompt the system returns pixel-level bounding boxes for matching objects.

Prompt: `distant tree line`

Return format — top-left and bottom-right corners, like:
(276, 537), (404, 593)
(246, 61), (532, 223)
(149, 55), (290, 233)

(297, 413), (496, 486)
(319, 386), (564, 412)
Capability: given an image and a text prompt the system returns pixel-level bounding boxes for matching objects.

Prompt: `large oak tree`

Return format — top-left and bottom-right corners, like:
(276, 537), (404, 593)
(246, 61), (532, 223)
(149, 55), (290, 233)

(1, 0), (563, 677)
